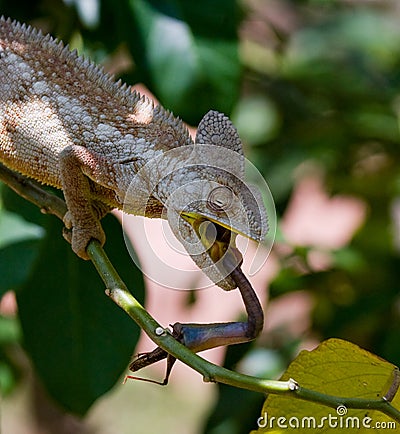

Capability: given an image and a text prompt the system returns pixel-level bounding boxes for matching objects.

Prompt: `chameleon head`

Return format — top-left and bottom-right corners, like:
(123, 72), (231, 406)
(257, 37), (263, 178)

(168, 171), (268, 290)
(157, 111), (268, 290)
(125, 110), (268, 290)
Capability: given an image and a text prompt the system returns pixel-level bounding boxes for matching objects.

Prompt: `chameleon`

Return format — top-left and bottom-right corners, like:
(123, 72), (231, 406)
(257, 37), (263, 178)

(0, 17), (268, 378)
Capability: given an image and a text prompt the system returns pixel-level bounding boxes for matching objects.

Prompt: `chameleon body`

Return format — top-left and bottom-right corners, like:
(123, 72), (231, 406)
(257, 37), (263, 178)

(0, 17), (268, 366)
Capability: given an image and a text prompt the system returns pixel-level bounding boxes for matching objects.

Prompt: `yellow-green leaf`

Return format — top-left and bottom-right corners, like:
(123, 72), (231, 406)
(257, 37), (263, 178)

(253, 339), (399, 433)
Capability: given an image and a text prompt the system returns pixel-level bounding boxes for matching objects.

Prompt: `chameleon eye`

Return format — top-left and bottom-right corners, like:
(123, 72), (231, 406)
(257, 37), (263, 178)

(207, 186), (234, 212)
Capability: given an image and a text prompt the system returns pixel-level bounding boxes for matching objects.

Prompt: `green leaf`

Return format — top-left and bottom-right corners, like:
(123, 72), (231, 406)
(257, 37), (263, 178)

(16, 214), (145, 415)
(0, 315), (22, 394)
(0, 316), (21, 345)
(95, 0), (241, 123)
(130, 0), (241, 122)
(0, 194), (44, 296)
(0, 239), (41, 296)
(1, 182), (50, 227)
(0, 208), (43, 249)
(254, 339), (400, 433)
(0, 206), (43, 297)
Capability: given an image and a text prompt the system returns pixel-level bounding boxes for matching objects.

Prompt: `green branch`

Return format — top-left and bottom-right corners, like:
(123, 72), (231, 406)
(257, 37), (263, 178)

(295, 386), (400, 421)
(87, 239), (295, 394)
(1, 162), (399, 424)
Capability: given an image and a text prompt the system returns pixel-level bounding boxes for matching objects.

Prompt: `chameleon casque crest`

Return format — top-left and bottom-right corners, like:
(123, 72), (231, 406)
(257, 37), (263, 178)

(0, 17), (269, 382)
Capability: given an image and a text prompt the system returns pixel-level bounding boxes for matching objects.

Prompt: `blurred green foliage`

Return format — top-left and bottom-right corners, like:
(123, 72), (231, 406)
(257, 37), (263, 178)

(1, 0), (400, 432)
(0, 185), (145, 415)
(241, 2), (400, 360)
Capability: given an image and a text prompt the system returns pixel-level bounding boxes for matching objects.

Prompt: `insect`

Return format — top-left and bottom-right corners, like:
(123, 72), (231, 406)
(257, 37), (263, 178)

(125, 240), (264, 385)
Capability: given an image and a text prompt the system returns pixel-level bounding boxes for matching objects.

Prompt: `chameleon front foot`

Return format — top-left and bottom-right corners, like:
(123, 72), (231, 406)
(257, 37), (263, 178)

(126, 265), (264, 385)
(62, 211), (106, 259)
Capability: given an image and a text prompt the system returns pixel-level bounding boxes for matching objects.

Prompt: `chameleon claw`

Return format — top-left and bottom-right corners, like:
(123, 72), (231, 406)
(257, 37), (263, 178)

(62, 226), (73, 244)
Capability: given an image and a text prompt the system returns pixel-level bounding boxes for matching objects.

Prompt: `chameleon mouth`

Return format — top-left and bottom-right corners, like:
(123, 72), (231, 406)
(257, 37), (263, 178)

(180, 212), (242, 265)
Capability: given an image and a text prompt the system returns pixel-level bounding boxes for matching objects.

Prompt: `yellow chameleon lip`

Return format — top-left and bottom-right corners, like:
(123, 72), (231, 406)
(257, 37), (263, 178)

(180, 211), (251, 240)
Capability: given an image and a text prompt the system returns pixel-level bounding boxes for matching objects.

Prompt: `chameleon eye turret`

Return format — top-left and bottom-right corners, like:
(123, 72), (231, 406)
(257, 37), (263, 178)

(207, 186), (234, 212)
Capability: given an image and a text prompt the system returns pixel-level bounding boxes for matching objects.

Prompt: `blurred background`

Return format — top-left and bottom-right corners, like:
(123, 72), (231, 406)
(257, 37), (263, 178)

(1, 0), (400, 433)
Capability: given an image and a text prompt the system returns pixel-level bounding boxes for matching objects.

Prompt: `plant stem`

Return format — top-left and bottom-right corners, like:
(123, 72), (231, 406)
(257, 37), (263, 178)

(87, 239), (295, 395)
(1, 163), (399, 423)
(86, 241), (400, 422)
(295, 385), (400, 421)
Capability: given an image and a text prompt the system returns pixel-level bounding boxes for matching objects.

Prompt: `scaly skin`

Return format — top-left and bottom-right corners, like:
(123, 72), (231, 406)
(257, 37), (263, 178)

(0, 17), (268, 366)
(0, 17), (268, 289)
